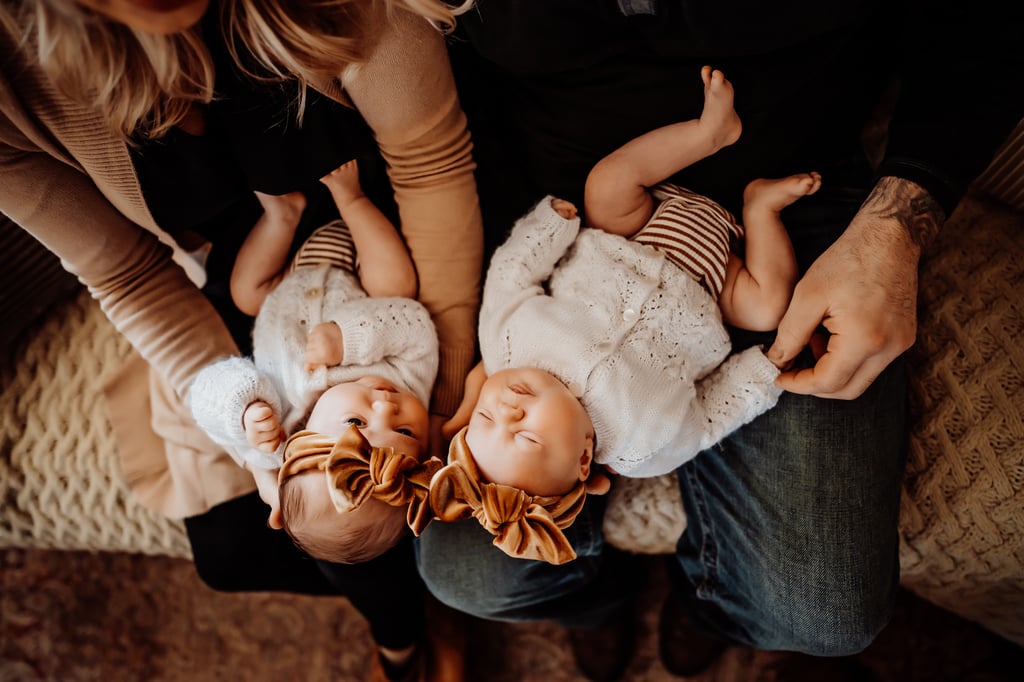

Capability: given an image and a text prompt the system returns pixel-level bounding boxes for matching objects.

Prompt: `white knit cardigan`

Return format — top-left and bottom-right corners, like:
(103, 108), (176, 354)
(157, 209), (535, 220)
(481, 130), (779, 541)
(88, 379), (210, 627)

(479, 198), (782, 477)
(189, 265), (438, 469)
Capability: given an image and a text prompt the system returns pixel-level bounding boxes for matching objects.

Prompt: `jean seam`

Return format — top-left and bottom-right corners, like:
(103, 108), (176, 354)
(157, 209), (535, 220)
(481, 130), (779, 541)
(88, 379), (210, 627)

(683, 461), (719, 600)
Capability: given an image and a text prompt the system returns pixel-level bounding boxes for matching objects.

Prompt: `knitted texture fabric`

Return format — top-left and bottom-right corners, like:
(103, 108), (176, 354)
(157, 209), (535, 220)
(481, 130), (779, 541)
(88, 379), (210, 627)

(898, 194), (1024, 647)
(1, 197), (1021, 646)
(0, 288), (191, 558)
(479, 198), (781, 479)
(603, 472), (686, 555)
(188, 264), (438, 470)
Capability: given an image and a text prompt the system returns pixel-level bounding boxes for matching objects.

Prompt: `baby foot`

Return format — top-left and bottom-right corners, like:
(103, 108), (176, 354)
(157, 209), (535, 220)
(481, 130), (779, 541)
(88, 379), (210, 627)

(743, 171), (822, 213)
(320, 158), (365, 209)
(255, 189), (307, 226)
(699, 66), (742, 149)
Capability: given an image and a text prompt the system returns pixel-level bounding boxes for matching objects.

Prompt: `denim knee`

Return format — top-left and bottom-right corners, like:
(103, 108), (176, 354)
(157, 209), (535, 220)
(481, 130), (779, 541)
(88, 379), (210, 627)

(415, 517), (603, 622)
(671, 359), (908, 655)
(415, 497), (625, 625)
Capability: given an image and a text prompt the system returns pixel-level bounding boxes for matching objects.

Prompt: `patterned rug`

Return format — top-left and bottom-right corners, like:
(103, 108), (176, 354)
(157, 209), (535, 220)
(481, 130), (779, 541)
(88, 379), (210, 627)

(2, 548), (1021, 681)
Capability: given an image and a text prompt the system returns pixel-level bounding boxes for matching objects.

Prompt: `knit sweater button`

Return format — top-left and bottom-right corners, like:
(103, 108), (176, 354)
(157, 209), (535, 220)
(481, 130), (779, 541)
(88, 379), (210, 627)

(304, 287), (323, 300)
(623, 308), (637, 322)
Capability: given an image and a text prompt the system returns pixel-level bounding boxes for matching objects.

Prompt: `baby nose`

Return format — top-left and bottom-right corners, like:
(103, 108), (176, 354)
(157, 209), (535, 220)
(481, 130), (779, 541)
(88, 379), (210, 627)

(373, 397), (398, 414)
(497, 401), (523, 421)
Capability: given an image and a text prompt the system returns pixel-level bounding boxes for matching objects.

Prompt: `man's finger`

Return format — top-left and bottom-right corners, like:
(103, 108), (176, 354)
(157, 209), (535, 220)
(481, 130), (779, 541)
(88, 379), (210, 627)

(767, 290), (826, 367)
(776, 348), (887, 399)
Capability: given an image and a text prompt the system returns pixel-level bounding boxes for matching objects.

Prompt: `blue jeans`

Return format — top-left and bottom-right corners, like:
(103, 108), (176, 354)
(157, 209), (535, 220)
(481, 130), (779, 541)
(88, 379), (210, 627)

(415, 494), (644, 629)
(417, 356), (907, 654)
(416, 162), (909, 654)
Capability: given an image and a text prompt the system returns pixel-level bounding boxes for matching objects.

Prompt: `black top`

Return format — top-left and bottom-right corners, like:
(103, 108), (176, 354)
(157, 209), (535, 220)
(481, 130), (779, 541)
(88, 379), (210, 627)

(452, 0), (1023, 224)
(130, 10), (384, 242)
(128, 9), (392, 349)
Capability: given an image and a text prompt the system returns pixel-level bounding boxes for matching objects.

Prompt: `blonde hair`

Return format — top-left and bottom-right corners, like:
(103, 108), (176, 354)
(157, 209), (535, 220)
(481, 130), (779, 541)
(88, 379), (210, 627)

(0, 0), (472, 140)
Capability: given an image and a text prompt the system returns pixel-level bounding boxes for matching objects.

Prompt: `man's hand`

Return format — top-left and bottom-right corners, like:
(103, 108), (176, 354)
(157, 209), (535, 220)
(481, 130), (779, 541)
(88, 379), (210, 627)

(243, 401), (285, 453)
(305, 322), (344, 371)
(767, 177), (944, 399)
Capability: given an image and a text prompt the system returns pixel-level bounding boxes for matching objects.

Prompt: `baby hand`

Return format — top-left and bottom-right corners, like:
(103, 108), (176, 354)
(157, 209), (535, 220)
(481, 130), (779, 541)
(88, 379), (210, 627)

(551, 198), (578, 220)
(305, 322), (344, 371)
(441, 361), (488, 440)
(243, 401), (285, 453)
(585, 466), (613, 496)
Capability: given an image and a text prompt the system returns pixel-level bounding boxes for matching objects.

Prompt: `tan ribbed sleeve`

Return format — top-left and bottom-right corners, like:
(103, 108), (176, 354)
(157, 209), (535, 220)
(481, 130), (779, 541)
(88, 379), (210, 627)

(0, 142), (239, 401)
(343, 10), (483, 417)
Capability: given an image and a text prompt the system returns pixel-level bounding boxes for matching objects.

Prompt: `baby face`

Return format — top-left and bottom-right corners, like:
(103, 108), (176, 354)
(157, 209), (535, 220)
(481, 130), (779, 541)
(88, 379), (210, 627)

(465, 368), (593, 497)
(307, 376), (430, 457)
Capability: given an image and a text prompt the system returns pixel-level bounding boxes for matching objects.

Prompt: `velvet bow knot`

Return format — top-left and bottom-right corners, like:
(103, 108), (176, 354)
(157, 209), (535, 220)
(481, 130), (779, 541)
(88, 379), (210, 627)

(280, 424), (441, 533)
(428, 427), (587, 565)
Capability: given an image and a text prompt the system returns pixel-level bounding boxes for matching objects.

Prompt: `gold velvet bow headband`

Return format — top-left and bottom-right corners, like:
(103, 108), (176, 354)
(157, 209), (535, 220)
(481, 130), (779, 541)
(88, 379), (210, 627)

(280, 424), (441, 533)
(427, 427), (587, 565)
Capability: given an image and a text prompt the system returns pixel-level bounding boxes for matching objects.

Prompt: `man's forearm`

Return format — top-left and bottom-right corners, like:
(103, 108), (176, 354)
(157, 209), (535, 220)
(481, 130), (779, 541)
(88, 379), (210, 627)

(863, 176), (946, 252)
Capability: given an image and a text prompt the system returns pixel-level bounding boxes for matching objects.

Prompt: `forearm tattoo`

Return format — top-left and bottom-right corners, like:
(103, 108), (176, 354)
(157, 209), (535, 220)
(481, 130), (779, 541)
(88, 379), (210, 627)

(861, 176), (946, 249)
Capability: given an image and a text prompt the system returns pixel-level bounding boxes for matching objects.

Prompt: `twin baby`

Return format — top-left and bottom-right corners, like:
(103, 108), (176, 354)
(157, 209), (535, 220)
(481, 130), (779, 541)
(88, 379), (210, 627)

(189, 67), (821, 566)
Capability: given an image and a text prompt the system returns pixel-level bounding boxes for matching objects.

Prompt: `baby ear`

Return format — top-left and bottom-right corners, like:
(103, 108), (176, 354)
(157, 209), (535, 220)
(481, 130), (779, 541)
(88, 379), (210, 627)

(577, 434), (595, 481)
(579, 434), (612, 495)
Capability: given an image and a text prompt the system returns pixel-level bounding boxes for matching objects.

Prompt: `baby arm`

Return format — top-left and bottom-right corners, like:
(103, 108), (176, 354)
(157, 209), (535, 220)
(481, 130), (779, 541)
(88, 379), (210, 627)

(585, 66), (742, 238)
(188, 356), (285, 470)
(484, 197), (581, 307)
(696, 347), (783, 450)
(619, 347), (782, 478)
(231, 191), (307, 317)
(320, 159), (418, 299)
(719, 172), (821, 330)
(329, 297), (439, 402)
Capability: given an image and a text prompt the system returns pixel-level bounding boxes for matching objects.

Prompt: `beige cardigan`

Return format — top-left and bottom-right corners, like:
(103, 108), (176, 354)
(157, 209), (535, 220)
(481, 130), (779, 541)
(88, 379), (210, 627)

(0, 10), (482, 517)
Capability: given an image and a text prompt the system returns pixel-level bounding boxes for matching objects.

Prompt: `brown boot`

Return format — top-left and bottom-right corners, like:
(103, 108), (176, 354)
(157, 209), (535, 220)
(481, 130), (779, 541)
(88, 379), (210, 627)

(658, 588), (728, 676)
(567, 612), (637, 682)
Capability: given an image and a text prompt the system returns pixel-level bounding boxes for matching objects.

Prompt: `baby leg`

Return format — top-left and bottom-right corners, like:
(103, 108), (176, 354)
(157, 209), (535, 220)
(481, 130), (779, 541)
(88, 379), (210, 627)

(721, 172), (821, 330)
(231, 191), (307, 316)
(585, 66), (742, 237)
(743, 172), (822, 217)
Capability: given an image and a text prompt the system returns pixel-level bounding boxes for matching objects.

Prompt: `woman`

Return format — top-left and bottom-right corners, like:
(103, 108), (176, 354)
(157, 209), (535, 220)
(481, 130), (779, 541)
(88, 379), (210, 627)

(0, 1), (481, 680)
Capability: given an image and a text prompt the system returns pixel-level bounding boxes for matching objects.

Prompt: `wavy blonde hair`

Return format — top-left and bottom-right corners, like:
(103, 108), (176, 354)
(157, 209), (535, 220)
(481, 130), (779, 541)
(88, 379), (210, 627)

(0, 0), (472, 140)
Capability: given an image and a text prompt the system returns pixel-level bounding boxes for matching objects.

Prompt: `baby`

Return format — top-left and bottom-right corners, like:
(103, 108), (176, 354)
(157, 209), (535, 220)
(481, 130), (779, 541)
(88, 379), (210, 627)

(431, 67), (821, 564)
(189, 159), (441, 564)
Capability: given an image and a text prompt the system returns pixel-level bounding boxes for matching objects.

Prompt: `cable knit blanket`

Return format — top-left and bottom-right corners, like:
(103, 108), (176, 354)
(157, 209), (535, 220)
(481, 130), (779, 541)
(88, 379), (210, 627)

(2, 190), (1022, 648)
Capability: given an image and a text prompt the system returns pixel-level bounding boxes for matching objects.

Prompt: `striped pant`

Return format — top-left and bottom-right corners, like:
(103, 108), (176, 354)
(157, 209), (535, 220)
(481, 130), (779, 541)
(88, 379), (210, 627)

(290, 218), (357, 274)
(631, 183), (742, 300)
